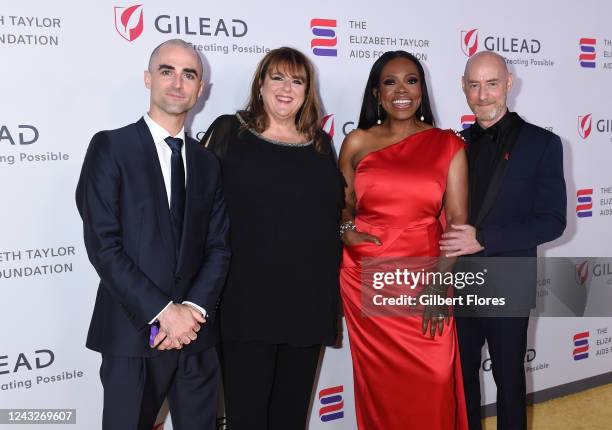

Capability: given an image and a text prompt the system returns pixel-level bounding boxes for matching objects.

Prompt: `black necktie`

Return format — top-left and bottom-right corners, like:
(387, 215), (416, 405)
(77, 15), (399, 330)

(165, 137), (185, 256)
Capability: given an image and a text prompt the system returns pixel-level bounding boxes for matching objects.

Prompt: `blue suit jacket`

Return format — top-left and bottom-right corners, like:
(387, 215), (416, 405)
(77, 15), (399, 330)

(460, 119), (567, 310)
(76, 118), (230, 357)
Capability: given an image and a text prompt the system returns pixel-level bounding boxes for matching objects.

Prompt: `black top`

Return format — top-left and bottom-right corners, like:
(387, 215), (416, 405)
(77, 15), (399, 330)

(202, 113), (343, 346)
(467, 111), (524, 226)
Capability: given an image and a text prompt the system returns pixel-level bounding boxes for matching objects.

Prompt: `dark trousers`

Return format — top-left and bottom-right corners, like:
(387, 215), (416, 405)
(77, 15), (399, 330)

(100, 347), (220, 430)
(221, 341), (321, 430)
(456, 317), (529, 430)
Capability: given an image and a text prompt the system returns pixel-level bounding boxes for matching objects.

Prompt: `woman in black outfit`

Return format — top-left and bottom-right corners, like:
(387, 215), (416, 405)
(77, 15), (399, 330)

(201, 47), (343, 430)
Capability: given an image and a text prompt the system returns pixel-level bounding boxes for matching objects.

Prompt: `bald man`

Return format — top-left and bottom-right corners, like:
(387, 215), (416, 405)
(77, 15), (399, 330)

(440, 52), (566, 429)
(76, 39), (230, 429)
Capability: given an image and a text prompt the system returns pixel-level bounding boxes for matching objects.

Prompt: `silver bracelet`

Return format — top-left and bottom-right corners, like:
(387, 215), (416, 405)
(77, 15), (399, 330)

(340, 220), (357, 237)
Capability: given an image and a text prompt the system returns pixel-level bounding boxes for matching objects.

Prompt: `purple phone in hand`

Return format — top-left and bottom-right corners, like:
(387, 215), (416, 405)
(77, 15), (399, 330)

(149, 324), (159, 347)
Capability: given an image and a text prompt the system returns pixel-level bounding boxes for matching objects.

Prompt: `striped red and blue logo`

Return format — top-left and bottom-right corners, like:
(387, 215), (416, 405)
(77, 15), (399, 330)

(576, 188), (593, 218)
(460, 114), (476, 130)
(579, 38), (596, 68)
(319, 385), (344, 422)
(573, 331), (590, 360)
(311, 19), (338, 57)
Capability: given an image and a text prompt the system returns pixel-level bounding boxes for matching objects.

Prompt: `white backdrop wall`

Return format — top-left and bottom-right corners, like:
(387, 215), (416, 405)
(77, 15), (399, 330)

(1, 1), (611, 428)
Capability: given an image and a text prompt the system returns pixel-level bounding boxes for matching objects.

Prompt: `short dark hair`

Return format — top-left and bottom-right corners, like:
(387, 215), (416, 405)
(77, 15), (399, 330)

(242, 47), (326, 151)
(357, 51), (434, 129)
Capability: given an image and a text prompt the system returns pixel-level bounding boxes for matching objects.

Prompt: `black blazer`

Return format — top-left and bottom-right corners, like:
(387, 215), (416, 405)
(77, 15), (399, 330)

(459, 120), (567, 310)
(76, 118), (230, 357)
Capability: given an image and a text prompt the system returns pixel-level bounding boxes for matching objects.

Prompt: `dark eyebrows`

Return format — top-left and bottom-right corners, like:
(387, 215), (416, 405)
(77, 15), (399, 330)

(157, 64), (199, 77)
(183, 67), (199, 77)
(381, 72), (418, 79)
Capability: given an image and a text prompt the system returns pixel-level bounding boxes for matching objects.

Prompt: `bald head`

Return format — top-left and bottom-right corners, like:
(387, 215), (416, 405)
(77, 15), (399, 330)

(462, 51), (513, 128)
(464, 51), (508, 78)
(148, 39), (203, 78)
(144, 38), (205, 131)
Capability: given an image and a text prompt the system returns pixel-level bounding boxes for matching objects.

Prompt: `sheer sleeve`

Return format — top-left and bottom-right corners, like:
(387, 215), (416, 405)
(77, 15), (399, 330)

(200, 114), (240, 160)
(319, 131), (346, 211)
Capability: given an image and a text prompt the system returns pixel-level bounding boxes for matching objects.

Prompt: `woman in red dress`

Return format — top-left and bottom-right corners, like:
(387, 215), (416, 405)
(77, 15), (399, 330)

(338, 51), (469, 429)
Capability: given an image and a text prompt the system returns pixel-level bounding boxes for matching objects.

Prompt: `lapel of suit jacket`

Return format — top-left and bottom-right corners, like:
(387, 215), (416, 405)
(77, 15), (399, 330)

(461, 127), (475, 220)
(473, 119), (526, 227)
(135, 117), (177, 264)
(176, 137), (198, 272)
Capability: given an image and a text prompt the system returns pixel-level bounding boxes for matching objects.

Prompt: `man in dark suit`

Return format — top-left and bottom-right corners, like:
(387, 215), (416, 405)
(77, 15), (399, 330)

(76, 39), (230, 430)
(439, 51), (566, 429)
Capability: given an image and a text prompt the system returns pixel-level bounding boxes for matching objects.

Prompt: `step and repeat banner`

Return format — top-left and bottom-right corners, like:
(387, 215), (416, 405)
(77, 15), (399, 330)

(1, 0), (611, 428)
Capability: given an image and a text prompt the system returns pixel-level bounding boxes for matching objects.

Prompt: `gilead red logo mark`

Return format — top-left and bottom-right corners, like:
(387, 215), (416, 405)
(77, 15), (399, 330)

(461, 29), (478, 57)
(578, 114), (592, 139)
(114, 4), (144, 42)
(321, 114), (335, 138)
(575, 261), (590, 286)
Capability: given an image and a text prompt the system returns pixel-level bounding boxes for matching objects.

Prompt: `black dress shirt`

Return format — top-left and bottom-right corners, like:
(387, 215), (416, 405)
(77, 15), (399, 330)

(468, 111), (523, 225)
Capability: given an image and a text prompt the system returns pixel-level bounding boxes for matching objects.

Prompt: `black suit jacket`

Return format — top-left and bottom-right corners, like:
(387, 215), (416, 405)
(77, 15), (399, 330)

(459, 119), (567, 310)
(76, 118), (230, 357)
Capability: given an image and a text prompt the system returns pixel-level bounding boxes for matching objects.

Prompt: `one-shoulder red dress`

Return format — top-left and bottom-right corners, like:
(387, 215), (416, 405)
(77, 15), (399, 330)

(341, 129), (469, 430)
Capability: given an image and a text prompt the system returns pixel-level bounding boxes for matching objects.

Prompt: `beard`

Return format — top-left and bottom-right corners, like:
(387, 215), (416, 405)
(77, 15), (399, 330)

(473, 102), (505, 123)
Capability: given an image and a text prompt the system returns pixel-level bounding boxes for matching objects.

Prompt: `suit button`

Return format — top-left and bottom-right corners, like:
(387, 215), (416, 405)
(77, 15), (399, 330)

(174, 276), (182, 283)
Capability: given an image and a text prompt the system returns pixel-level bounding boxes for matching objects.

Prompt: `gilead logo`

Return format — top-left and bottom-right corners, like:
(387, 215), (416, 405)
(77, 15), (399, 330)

(114, 4), (144, 42)
(578, 114), (592, 139)
(0, 350), (54, 375)
(0, 125), (39, 145)
(575, 261), (590, 286)
(321, 114), (335, 139)
(461, 29), (478, 57)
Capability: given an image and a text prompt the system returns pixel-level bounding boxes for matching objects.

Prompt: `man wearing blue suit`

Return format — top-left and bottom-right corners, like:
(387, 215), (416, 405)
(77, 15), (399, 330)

(440, 51), (566, 430)
(76, 39), (230, 430)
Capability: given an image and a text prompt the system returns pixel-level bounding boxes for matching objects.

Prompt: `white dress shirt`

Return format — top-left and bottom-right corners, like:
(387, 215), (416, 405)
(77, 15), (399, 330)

(143, 113), (207, 323)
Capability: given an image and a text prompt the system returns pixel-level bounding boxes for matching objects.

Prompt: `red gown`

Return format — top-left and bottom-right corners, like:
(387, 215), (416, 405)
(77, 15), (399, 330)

(340, 128), (469, 430)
